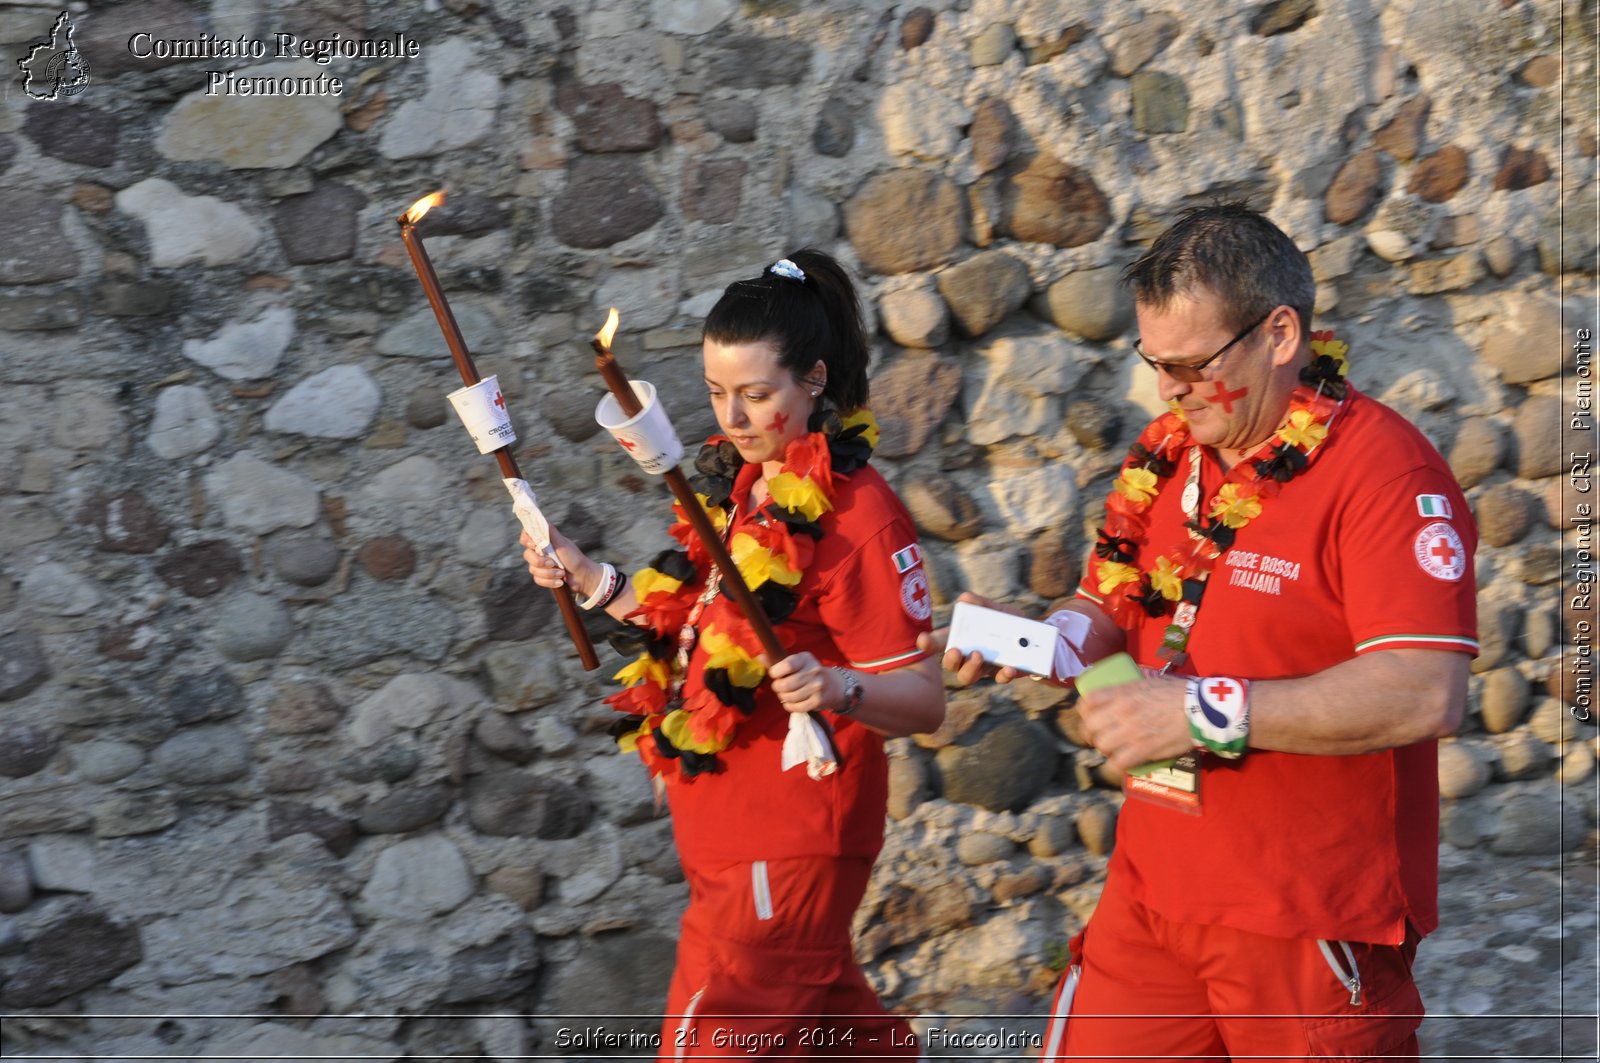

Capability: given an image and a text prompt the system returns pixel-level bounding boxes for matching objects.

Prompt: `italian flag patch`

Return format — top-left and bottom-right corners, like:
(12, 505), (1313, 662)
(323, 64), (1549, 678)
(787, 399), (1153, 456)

(892, 544), (922, 573)
(1416, 494), (1452, 519)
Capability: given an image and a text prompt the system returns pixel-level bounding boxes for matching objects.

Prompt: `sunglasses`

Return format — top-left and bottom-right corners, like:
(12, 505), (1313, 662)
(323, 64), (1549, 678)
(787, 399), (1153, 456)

(1133, 309), (1273, 384)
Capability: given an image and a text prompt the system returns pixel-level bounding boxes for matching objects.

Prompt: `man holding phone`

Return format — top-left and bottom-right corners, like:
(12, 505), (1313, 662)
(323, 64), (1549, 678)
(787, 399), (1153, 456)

(922, 204), (1478, 1060)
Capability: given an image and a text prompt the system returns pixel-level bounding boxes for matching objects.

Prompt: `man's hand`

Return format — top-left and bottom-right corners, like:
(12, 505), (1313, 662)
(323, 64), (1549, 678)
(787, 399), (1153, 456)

(1077, 673), (1192, 772)
(916, 592), (1031, 686)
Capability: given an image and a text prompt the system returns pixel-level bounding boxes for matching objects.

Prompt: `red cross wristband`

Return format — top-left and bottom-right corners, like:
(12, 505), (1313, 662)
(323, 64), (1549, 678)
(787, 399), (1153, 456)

(1183, 675), (1251, 760)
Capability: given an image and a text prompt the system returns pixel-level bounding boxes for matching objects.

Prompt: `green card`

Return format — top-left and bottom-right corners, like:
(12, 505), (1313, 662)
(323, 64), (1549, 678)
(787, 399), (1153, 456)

(1074, 652), (1142, 694)
(1074, 652), (1175, 777)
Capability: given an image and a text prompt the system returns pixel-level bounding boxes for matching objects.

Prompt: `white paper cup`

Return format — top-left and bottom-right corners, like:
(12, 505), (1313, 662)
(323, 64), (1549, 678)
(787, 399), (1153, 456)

(595, 380), (684, 476)
(447, 374), (517, 454)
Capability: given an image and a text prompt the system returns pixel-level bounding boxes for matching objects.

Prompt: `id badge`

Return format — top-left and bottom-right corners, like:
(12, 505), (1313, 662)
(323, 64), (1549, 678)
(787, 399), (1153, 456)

(1124, 752), (1202, 815)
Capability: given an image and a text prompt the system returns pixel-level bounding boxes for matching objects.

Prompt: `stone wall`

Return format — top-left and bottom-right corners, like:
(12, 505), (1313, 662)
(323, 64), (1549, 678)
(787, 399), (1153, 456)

(0, 0), (1593, 1057)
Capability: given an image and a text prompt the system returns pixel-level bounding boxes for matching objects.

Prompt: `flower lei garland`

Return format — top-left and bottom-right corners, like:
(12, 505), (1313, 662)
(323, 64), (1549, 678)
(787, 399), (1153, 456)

(1092, 331), (1351, 635)
(604, 407), (881, 782)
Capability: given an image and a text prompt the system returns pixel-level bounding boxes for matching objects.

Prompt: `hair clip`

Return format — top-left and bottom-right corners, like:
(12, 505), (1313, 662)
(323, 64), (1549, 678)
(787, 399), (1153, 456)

(767, 259), (806, 283)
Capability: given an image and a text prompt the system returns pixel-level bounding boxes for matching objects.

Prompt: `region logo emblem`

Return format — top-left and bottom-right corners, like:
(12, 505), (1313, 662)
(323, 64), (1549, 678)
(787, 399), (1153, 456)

(19, 11), (91, 101)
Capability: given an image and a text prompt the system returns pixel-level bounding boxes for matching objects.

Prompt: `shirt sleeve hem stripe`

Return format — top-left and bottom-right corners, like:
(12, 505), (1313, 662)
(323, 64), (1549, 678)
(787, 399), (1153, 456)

(1354, 634), (1480, 653)
(850, 648), (928, 671)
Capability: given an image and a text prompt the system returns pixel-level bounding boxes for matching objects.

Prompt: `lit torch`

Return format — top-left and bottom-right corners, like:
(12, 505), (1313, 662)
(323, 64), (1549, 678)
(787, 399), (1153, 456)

(397, 191), (599, 671)
(589, 310), (785, 662)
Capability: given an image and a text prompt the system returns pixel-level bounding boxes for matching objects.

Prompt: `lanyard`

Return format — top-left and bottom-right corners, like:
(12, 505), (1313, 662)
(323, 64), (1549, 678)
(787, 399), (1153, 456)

(671, 480), (765, 695)
(1157, 446), (1219, 673)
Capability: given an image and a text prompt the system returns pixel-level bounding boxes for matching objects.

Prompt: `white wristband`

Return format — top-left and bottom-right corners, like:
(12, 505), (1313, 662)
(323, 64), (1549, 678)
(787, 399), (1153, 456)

(1183, 675), (1250, 759)
(579, 562), (618, 610)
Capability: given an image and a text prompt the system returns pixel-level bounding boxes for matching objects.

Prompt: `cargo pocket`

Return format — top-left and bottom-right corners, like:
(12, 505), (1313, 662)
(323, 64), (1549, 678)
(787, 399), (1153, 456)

(1303, 938), (1424, 1061)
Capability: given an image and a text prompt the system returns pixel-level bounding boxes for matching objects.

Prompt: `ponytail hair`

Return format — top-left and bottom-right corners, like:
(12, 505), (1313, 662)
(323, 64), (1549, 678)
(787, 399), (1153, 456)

(702, 248), (871, 411)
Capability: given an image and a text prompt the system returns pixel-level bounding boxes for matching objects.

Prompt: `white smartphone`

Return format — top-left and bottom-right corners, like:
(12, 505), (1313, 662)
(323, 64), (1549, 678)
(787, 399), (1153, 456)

(946, 601), (1060, 676)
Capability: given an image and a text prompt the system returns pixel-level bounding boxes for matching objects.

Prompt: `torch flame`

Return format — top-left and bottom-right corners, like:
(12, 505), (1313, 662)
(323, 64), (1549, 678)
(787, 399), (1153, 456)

(403, 190), (447, 225)
(596, 307), (620, 349)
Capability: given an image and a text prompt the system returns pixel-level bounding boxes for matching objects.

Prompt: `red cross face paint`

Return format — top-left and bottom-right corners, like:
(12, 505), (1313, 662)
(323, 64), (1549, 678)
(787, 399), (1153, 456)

(1204, 381), (1250, 413)
(764, 411), (791, 434)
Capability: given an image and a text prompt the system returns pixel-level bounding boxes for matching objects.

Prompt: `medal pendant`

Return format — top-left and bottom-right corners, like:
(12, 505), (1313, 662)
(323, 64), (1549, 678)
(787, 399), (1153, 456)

(1180, 481), (1201, 514)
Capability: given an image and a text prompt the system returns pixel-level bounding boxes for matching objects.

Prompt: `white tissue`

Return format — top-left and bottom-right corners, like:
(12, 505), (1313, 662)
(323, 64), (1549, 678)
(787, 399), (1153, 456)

(1045, 609), (1093, 681)
(780, 712), (838, 779)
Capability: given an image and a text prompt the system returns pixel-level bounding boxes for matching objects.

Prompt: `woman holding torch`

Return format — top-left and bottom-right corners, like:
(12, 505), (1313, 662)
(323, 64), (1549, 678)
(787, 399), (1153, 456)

(523, 249), (944, 1058)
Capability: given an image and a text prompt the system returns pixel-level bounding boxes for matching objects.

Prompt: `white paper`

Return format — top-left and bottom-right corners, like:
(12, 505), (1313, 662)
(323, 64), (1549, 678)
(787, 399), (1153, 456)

(780, 712), (837, 779)
(502, 477), (554, 560)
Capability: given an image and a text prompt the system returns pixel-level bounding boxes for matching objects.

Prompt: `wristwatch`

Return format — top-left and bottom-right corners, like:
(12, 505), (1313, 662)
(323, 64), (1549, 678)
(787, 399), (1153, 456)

(832, 667), (864, 716)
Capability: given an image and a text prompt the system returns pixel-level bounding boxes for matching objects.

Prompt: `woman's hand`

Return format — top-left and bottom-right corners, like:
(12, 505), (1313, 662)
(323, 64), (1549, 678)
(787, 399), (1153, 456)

(520, 525), (598, 597)
(765, 651), (841, 715)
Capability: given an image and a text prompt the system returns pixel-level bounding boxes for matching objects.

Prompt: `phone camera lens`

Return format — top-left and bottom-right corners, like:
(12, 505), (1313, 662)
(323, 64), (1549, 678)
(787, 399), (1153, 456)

(1018, 637), (1030, 647)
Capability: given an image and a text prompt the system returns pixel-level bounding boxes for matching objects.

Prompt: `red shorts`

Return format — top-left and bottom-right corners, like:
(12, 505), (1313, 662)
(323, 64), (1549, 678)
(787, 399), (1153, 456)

(1042, 873), (1424, 1062)
(659, 855), (919, 1061)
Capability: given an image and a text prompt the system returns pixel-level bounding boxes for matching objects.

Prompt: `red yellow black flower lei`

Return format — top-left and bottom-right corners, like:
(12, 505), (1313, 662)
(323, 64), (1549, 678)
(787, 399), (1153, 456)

(1090, 331), (1351, 630)
(604, 408), (881, 782)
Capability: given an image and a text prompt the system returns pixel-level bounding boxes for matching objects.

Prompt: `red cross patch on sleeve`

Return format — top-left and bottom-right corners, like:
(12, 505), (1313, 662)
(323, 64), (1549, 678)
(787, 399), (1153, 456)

(1413, 521), (1467, 582)
(900, 569), (932, 620)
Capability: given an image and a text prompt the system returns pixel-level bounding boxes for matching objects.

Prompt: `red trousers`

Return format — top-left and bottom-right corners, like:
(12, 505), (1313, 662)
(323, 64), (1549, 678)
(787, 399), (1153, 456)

(1042, 872), (1424, 1061)
(658, 855), (920, 1061)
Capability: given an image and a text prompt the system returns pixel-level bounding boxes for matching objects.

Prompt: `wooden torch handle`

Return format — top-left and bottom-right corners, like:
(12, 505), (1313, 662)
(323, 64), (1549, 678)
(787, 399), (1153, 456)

(399, 216), (600, 671)
(592, 343), (786, 663)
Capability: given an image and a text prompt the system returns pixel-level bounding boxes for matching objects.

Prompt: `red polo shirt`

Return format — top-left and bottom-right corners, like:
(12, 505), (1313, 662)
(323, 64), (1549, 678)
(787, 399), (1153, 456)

(1078, 387), (1479, 944)
(666, 461), (932, 866)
